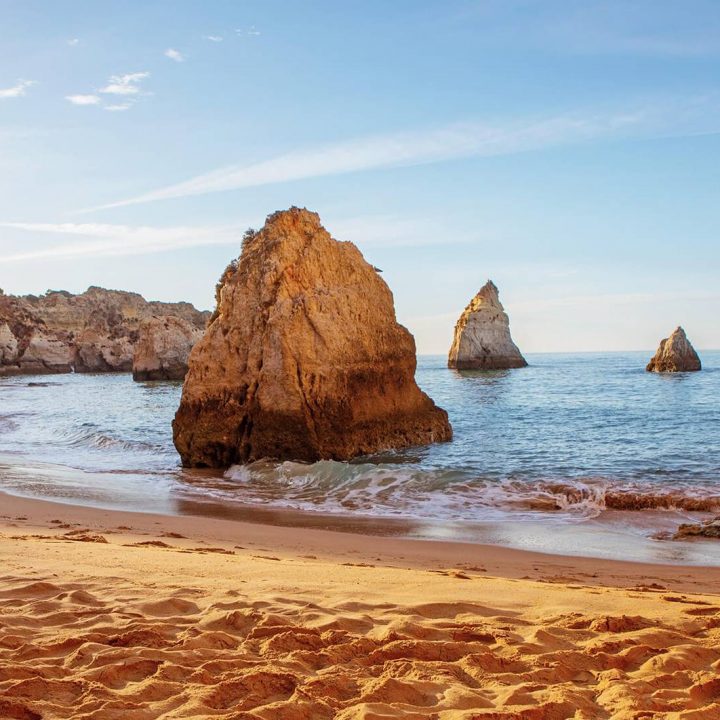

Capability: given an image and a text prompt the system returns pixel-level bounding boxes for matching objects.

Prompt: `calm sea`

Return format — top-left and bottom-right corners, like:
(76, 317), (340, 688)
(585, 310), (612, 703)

(1, 352), (719, 563)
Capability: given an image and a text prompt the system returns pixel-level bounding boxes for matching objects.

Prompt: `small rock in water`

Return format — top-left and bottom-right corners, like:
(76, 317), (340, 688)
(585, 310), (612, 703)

(673, 517), (720, 540)
(646, 326), (701, 373)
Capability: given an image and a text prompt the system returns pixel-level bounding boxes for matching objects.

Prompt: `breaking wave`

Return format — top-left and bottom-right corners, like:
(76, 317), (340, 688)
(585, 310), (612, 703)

(217, 460), (720, 522)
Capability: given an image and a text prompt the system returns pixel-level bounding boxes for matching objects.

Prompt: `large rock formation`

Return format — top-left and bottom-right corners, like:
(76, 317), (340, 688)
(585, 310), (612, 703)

(646, 327), (701, 373)
(0, 287), (209, 375)
(173, 207), (452, 467)
(448, 281), (527, 370)
(133, 316), (204, 381)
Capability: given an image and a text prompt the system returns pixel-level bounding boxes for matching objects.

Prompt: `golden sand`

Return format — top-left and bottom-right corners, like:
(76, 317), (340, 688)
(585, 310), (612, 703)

(1, 492), (719, 719)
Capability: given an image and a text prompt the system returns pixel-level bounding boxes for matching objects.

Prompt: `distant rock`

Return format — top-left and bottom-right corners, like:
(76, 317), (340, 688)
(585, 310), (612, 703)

(0, 287), (209, 376)
(0, 323), (19, 366)
(19, 333), (75, 374)
(448, 280), (527, 370)
(133, 316), (204, 381)
(173, 207), (452, 467)
(646, 326), (701, 373)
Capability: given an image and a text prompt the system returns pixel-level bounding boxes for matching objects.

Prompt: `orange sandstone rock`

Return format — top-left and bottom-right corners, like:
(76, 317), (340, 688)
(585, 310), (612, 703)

(173, 207), (452, 467)
(646, 326), (701, 373)
(0, 287), (208, 375)
(133, 316), (204, 381)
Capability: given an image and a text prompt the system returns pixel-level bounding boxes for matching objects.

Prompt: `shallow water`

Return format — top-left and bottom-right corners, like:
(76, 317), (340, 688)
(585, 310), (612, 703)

(1, 352), (719, 564)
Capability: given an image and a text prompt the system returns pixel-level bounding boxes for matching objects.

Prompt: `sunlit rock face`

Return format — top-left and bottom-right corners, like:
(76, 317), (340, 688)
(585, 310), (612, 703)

(646, 326), (701, 373)
(133, 316), (204, 381)
(173, 207), (452, 468)
(448, 281), (527, 370)
(0, 287), (209, 375)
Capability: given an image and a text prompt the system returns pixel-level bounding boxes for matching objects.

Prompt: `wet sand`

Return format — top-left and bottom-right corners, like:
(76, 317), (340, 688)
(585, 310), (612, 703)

(1, 490), (720, 719)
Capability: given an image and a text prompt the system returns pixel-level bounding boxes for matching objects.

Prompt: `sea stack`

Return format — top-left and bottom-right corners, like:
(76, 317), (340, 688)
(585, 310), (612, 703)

(448, 281), (527, 370)
(646, 326), (701, 373)
(132, 316), (204, 381)
(173, 207), (452, 467)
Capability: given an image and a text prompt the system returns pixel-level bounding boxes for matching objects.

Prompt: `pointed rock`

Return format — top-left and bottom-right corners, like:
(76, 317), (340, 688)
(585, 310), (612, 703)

(646, 326), (701, 373)
(173, 207), (452, 467)
(448, 281), (527, 370)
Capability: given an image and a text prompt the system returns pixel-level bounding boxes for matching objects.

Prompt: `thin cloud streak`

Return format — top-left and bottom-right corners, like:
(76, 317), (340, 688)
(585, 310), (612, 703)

(0, 223), (245, 263)
(104, 103), (133, 112)
(0, 213), (453, 263)
(84, 104), (701, 212)
(66, 94), (101, 106)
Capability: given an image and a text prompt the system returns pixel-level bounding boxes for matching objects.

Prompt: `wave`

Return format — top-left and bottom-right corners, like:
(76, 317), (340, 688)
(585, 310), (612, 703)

(53, 425), (161, 454)
(214, 461), (720, 523)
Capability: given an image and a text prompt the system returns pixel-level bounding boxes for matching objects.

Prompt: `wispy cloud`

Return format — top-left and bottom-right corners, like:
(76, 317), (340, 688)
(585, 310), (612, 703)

(164, 48), (185, 62)
(65, 94), (101, 106)
(104, 103), (133, 112)
(67, 72), (149, 111)
(203, 35), (223, 42)
(0, 223), (245, 263)
(67, 38), (80, 46)
(100, 72), (150, 96)
(0, 211), (458, 264)
(85, 102), (703, 211)
(0, 79), (37, 99)
(236, 26), (261, 36)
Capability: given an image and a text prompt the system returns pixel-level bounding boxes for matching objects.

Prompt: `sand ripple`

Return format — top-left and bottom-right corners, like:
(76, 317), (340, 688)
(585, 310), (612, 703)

(1, 573), (720, 719)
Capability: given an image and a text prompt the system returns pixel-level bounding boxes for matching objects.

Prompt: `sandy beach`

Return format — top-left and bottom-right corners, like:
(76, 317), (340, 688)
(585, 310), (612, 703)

(1, 491), (719, 719)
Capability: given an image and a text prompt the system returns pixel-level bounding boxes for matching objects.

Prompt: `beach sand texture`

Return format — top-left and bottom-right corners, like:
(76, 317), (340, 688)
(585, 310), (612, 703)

(1, 494), (720, 719)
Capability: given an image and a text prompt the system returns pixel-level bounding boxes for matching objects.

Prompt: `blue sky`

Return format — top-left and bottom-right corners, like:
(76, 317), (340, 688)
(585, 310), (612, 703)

(1, 0), (719, 353)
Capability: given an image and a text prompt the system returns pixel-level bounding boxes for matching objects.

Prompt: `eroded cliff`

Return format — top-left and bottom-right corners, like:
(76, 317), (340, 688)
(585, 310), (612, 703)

(0, 287), (209, 375)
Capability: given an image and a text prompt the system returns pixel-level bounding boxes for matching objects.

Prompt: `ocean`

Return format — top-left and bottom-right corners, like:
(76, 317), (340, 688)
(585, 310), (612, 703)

(1, 352), (719, 564)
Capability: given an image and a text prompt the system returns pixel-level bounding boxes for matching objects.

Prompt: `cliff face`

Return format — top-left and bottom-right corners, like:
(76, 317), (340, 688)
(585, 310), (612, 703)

(173, 207), (452, 467)
(646, 327), (701, 373)
(0, 288), (209, 375)
(132, 316), (204, 382)
(448, 281), (527, 370)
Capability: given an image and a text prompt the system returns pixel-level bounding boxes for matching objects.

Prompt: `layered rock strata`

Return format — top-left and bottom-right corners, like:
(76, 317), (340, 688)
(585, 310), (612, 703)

(173, 207), (452, 467)
(0, 287), (208, 375)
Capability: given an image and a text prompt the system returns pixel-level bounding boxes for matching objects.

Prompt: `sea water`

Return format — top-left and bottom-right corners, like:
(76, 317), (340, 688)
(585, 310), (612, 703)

(1, 352), (719, 563)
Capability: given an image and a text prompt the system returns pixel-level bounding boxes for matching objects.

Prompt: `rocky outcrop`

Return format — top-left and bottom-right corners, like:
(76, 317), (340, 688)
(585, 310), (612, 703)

(0, 322), (19, 366)
(133, 316), (204, 381)
(674, 517), (720, 540)
(0, 287), (209, 375)
(173, 207), (452, 467)
(448, 281), (527, 370)
(646, 327), (701, 373)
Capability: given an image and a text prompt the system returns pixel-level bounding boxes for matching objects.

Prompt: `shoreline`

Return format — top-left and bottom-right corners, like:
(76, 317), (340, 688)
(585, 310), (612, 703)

(2, 490), (720, 718)
(2, 489), (720, 592)
(3, 479), (720, 567)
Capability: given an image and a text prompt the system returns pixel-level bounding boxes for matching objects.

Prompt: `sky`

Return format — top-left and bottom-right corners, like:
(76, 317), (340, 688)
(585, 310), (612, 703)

(1, 0), (719, 354)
